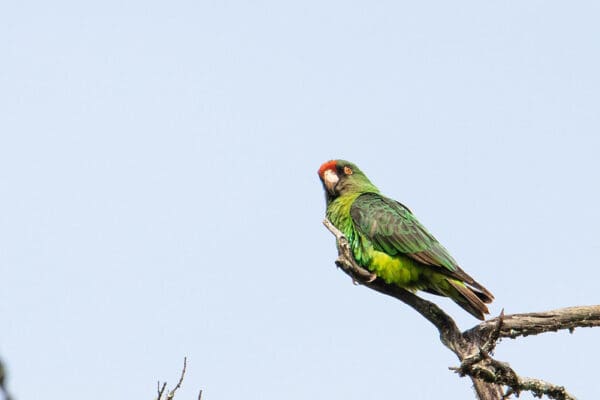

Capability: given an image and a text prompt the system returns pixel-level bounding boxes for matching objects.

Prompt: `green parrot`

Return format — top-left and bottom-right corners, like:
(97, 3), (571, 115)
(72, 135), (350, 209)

(318, 159), (494, 320)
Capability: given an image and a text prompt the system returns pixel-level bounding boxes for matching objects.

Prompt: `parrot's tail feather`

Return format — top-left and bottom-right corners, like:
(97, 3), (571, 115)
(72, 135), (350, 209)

(451, 266), (495, 303)
(471, 285), (494, 304)
(466, 280), (494, 304)
(447, 280), (490, 320)
(448, 267), (494, 303)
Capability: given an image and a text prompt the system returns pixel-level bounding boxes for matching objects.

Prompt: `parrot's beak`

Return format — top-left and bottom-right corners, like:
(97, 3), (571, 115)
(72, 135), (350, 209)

(322, 169), (339, 195)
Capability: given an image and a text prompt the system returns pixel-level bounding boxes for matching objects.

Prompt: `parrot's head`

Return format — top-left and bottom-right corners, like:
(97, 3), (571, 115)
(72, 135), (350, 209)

(317, 160), (379, 204)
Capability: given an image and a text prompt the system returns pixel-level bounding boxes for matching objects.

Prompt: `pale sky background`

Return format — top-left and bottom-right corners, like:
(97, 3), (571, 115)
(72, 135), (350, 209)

(1, 1), (599, 399)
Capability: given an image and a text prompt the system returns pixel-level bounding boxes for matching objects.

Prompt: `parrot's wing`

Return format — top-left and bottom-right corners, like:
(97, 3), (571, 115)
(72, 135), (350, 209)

(350, 193), (493, 301)
(350, 192), (458, 271)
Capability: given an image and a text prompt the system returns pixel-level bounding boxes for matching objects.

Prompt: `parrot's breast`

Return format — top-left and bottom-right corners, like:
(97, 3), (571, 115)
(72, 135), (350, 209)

(326, 193), (362, 238)
(327, 193), (425, 289)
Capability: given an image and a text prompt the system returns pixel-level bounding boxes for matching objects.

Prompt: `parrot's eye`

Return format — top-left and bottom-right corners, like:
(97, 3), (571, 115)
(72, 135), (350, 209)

(343, 166), (353, 175)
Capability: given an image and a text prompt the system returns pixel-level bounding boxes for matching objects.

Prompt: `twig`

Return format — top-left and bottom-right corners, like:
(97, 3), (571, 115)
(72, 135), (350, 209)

(323, 218), (592, 400)
(157, 382), (167, 400)
(167, 357), (187, 400)
(156, 357), (188, 400)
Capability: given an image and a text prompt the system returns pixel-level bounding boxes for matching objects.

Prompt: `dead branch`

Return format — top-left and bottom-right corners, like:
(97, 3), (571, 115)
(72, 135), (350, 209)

(323, 218), (596, 400)
(156, 357), (188, 400)
(465, 306), (600, 340)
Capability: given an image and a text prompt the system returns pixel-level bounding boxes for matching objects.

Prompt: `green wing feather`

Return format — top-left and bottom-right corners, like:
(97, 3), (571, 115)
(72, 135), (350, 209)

(350, 193), (458, 271)
(350, 192), (493, 301)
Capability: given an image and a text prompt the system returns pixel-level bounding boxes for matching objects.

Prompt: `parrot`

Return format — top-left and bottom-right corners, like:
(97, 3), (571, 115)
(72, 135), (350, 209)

(318, 159), (494, 320)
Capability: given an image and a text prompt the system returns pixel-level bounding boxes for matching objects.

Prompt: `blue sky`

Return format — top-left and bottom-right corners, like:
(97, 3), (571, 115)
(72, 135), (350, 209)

(1, 1), (599, 399)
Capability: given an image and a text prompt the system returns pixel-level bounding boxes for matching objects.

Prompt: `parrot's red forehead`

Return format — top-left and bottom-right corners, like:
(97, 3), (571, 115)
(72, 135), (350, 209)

(318, 160), (337, 178)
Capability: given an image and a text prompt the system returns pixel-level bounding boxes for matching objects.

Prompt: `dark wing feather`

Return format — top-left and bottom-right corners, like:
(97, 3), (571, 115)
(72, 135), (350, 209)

(350, 193), (494, 302)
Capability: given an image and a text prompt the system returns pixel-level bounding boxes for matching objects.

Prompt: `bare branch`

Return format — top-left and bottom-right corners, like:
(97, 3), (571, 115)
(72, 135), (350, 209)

(466, 306), (600, 340)
(157, 382), (167, 400)
(156, 357), (188, 400)
(323, 218), (592, 400)
(167, 357), (187, 400)
(505, 377), (575, 400)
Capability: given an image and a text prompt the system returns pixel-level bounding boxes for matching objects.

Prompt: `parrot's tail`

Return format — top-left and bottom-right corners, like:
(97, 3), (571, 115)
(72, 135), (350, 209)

(446, 279), (491, 320)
